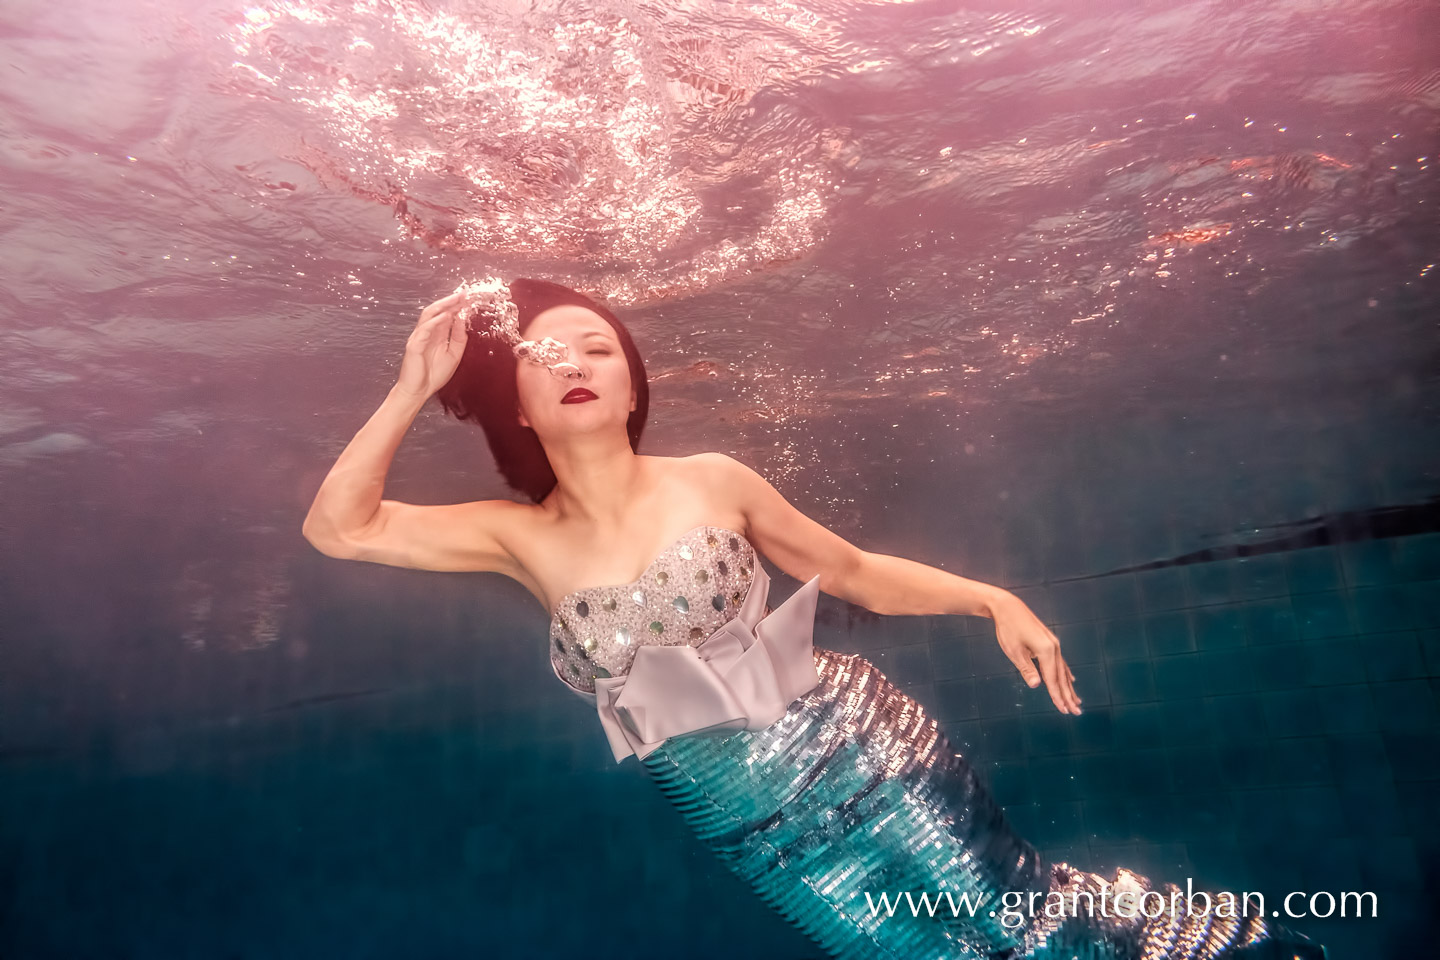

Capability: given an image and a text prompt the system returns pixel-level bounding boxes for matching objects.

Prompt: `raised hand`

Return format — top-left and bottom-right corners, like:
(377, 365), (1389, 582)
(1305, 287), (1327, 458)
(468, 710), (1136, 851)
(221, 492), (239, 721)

(394, 290), (471, 401)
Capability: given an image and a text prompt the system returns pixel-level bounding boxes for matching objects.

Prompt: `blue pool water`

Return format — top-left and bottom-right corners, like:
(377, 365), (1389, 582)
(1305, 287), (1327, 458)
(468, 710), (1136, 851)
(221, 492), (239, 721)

(0, 0), (1435, 957)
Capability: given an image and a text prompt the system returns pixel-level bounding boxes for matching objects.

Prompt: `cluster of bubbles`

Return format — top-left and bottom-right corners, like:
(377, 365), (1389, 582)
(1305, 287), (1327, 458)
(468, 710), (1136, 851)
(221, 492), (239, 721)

(453, 277), (584, 380)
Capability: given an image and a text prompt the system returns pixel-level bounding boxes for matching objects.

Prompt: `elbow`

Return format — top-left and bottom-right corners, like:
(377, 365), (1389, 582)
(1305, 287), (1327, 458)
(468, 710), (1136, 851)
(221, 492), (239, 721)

(301, 515), (355, 559)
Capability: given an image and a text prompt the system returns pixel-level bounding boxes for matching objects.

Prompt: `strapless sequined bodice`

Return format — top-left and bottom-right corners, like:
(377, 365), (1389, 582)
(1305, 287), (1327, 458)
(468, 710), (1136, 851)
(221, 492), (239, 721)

(549, 525), (761, 694)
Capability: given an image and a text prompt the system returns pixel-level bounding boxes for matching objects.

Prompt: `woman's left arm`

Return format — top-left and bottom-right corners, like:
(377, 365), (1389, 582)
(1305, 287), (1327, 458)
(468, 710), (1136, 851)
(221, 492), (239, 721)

(704, 452), (1082, 716)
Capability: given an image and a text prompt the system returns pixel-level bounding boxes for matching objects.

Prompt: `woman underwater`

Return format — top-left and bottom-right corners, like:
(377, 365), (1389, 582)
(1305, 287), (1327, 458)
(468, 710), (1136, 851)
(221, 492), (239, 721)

(302, 278), (1326, 959)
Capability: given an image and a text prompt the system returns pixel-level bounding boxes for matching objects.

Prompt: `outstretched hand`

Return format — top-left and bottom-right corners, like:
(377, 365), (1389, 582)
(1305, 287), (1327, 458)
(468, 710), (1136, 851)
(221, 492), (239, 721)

(991, 595), (1082, 715)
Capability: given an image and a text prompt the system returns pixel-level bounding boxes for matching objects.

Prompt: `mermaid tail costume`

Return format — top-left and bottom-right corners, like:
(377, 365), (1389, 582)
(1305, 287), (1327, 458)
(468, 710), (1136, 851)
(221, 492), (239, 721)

(549, 526), (1326, 959)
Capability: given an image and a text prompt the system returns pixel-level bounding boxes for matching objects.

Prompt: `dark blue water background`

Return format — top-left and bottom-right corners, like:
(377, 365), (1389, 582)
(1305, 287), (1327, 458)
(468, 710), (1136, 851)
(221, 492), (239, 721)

(1, 0), (1436, 957)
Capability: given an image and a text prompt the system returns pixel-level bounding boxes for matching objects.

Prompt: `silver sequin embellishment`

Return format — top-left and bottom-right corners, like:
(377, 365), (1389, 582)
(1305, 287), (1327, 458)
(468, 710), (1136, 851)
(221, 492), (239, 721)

(549, 526), (756, 692)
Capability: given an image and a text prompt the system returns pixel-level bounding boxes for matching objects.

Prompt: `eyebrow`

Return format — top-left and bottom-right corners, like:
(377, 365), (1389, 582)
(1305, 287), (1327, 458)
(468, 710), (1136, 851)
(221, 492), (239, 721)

(580, 331), (615, 342)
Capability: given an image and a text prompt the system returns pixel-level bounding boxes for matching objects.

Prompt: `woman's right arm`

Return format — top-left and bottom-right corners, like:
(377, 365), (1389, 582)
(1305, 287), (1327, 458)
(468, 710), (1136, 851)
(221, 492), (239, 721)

(301, 290), (523, 576)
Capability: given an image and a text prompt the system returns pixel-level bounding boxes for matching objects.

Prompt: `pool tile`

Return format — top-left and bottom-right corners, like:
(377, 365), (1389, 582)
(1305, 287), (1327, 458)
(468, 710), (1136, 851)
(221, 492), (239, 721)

(1193, 606), (1249, 650)
(1091, 574), (1140, 618)
(1069, 661), (1110, 707)
(1338, 540), (1401, 588)
(1261, 688), (1323, 738)
(1232, 787), (1292, 834)
(1302, 638), (1367, 686)
(1291, 590), (1356, 640)
(1188, 563), (1236, 606)
(1351, 584), (1420, 633)
(1157, 699), (1214, 745)
(927, 635), (974, 681)
(1075, 752), (1125, 797)
(1240, 598), (1300, 645)
(1400, 581), (1440, 629)
(974, 675), (1027, 718)
(1028, 755), (1081, 802)
(1167, 744), (1222, 794)
(1116, 748), (1173, 795)
(1285, 786), (1346, 832)
(1420, 629), (1440, 675)
(1232, 553), (1288, 600)
(1152, 653), (1201, 700)
(1172, 793), (1235, 841)
(1098, 615), (1147, 660)
(1335, 777), (1403, 837)
(1371, 680), (1440, 733)
(988, 759), (1031, 805)
(1106, 659), (1157, 704)
(1084, 797), (1129, 838)
(1184, 835), (1244, 879)
(1324, 731), (1391, 783)
(1022, 801), (1085, 846)
(1055, 620), (1102, 665)
(1318, 683), (1377, 734)
(1287, 548), (1345, 594)
(1069, 709), (1114, 752)
(1216, 743), (1276, 789)
(1126, 793), (1177, 837)
(1206, 694), (1268, 743)
(1390, 533), (1440, 582)
(1200, 649), (1256, 696)
(1045, 578), (1098, 623)
(886, 640), (934, 683)
(1380, 731), (1440, 781)
(1363, 632), (1427, 682)
(1270, 737), (1333, 784)
(944, 719), (982, 755)
(1144, 609), (1196, 656)
(1110, 704), (1165, 750)
(1023, 713), (1073, 756)
(1247, 642), (1309, 689)
(933, 677), (980, 722)
(1357, 838), (1421, 890)
(1395, 781), (1440, 839)
(980, 717), (1027, 759)
(1294, 837), (1363, 889)
(1136, 566), (1189, 611)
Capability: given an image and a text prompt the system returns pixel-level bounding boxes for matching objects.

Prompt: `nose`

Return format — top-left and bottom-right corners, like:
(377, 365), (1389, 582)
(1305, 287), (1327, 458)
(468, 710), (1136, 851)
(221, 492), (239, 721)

(552, 359), (587, 381)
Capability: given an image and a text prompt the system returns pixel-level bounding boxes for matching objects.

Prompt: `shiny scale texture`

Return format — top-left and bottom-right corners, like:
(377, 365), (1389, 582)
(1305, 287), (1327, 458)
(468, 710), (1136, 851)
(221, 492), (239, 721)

(556, 527), (1328, 959)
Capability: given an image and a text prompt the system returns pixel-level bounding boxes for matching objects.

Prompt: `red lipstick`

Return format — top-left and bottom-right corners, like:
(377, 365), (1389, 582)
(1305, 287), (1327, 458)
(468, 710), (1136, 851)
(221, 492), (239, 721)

(561, 388), (597, 403)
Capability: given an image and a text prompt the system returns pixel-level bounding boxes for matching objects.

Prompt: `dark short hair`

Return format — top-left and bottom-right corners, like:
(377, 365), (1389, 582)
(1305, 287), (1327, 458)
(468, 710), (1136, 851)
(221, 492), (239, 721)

(435, 277), (650, 503)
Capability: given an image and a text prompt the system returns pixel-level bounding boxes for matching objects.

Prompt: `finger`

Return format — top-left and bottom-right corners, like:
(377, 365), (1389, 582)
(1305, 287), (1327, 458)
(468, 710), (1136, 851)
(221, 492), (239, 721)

(1001, 645), (1040, 688)
(419, 290), (466, 323)
(1059, 656), (1082, 716)
(1036, 649), (1067, 714)
(1064, 663), (1082, 711)
(415, 308), (461, 338)
(410, 313), (458, 346)
(1046, 649), (1079, 714)
(446, 312), (468, 347)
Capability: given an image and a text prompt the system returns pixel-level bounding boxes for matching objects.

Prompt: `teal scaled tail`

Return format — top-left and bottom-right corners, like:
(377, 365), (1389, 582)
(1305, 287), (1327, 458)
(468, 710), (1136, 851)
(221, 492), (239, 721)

(640, 647), (1327, 960)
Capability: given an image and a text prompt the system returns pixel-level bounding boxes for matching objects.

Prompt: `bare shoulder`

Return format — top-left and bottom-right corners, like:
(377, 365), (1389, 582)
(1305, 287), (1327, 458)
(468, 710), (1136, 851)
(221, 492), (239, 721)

(673, 451), (745, 490)
(679, 450), (746, 476)
(670, 451), (763, 523)
(680, 451), (761, 489)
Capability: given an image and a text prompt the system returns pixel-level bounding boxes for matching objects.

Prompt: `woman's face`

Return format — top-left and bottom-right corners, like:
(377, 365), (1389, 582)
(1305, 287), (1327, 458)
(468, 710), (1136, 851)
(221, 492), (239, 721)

(514, 304), (635, 440)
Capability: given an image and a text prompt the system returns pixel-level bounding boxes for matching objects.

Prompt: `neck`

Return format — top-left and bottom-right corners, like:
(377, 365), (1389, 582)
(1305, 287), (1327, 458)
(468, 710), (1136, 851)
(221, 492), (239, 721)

(540, 431), (649, 530)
